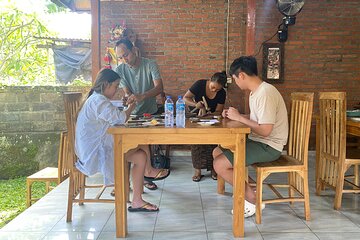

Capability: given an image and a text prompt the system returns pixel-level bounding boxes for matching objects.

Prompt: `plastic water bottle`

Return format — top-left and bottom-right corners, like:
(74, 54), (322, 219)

(164, 96), (174, 128)
(176, 95), (186, 128)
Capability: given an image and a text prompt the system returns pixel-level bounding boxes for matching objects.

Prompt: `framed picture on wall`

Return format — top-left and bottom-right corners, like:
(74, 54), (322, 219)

(262, 42), (284, 83)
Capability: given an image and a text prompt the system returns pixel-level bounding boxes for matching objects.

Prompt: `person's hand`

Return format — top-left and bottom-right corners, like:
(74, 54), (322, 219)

(227, 107), (242, 122)
(195, 101), (205, 109)
(222, 109), (228, 118)
(124, 102), (136, 119)
(127, 94), (145, 105)
(122, 95), (129, 107)
(198, 108), (209, 117)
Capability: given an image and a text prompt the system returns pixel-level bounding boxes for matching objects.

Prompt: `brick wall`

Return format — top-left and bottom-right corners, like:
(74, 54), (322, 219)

(255, 0), (360, 148)
(255, 0), (360, 113)
(100, 0), (247, 112)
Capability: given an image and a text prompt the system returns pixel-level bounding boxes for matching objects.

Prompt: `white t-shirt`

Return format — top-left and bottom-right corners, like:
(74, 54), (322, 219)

(248, 81), (288, 152)
(75, 92), (126, 185)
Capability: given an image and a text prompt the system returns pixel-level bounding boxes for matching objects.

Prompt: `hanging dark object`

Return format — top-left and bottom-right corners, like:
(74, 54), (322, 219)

(276, 0), (305, 42)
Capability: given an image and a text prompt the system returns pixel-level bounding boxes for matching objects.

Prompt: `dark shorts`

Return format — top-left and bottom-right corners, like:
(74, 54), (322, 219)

(219, 139), (281, 166)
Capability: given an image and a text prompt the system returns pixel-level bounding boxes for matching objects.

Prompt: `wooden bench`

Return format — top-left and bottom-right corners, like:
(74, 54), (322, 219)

(26, 131), (70, 207)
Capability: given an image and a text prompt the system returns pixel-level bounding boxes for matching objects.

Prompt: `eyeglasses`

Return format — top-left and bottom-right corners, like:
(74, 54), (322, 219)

(117, 51), (131, 59)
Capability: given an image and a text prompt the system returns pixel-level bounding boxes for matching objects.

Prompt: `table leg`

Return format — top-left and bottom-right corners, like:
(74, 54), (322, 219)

(233, 134), (245, 237)
(315, 118), (320, 189)
(217, 176), (225, 194)
(114, 135), (127, 238)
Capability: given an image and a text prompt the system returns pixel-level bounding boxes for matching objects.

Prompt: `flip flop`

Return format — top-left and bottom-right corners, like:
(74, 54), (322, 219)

(128, 202), (159, 212)
(144, 181), (158, 190)
(144, 169), (170, 182)
(231, 200), (265, 217)
(192, 174), (204, 182)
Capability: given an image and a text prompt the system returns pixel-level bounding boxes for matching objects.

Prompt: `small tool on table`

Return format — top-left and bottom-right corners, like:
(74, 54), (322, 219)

(202, 96), (210, 111)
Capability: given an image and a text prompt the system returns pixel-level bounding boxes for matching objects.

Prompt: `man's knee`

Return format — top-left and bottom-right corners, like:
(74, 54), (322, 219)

(212, 146), (222, 159)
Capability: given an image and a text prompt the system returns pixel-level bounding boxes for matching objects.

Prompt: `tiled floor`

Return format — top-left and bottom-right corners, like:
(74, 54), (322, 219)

(1, 151), (360, 240)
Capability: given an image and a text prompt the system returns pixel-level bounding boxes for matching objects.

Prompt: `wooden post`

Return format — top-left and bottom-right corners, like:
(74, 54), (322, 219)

(91, 0), (101, 84)
(244, 0), (256, 114)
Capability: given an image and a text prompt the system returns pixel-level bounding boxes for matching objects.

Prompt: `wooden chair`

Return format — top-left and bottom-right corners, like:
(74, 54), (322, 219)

(316, 92), (360, 210)
(26, 131), (70, 207)
(63, 92), (114, 222)
(252, 92), (313, 224)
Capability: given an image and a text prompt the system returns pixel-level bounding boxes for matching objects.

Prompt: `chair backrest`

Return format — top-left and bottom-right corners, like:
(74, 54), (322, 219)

(63, 92), (83, 170)
(288, 92), (314, 167)
(318, 92), (347, 188)
(57, 131), (71, 183)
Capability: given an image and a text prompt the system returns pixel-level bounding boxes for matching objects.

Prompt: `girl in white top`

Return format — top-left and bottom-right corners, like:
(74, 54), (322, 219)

(75, 68), (166, 212)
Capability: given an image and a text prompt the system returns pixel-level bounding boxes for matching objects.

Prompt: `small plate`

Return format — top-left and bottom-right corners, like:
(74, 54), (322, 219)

(197, 121), (216, 126)
(142, 121), (164, 126)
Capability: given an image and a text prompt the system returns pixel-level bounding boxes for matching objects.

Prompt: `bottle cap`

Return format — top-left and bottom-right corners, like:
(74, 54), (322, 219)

(166, 96), (171, 99)
(178, 95), (182, 99)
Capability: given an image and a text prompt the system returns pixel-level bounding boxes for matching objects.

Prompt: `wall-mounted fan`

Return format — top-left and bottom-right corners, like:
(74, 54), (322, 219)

(277, 0), (305, 25)
(276, 0), (305, 42)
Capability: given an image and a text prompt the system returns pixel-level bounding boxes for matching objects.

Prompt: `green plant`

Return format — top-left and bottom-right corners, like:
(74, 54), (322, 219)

(0, 177), (54, 228)
(0, 136), (39, 180)
(0, 1), (56, 85)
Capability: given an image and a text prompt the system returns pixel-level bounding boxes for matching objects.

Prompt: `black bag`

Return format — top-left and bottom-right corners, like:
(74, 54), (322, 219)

(150, 145), (170, 169)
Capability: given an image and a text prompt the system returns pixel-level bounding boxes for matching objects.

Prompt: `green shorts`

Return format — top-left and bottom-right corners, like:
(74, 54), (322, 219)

(219, 139), (281, 166)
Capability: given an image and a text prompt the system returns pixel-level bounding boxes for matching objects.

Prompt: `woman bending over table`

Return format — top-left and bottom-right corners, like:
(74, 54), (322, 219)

(183, 71), (227, 182)
(75, 68), (169, 212)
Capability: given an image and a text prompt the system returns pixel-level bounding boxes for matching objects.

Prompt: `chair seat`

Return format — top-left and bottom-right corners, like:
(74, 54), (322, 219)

(252, 155), (303, 171)
(27, 167), (58, 181)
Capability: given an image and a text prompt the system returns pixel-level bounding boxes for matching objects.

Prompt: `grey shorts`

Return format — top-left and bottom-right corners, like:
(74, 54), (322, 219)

(219, 139), (281, 166)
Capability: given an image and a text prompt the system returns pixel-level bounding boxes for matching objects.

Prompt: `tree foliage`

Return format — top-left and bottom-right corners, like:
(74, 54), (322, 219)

(0, 1), (55, 85)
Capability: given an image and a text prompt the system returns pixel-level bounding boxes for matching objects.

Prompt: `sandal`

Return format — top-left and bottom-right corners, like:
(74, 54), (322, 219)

(144, 181), (158, 190)
(144, 169), (170, 181)
(211, 170), (217, 180)
(128, 202), (159, 212)
(192, 174), (204, 182)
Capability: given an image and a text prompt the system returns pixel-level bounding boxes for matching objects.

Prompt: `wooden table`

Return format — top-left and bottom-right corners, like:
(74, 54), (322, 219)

(315, 117), (360, 185)
(108, 119), (250, 238)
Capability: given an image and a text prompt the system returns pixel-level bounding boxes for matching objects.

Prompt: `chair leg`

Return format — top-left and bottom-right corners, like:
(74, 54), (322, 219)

(315, 174), (324, 196)
(79, 175), (85, 206)
(303, 172), (311, 221)
(217, 175), (225, 194)
(126, 162), (131, 203)
(354, 164), (359, 189)
(288, 172), (295, 206)
(26, 180), (32, 207)
(66, 176), (74, 222)
(45, 181), (50, 193)
(165, 145), (171, 158)
(334, 166), (346, 210)
(255, 169), (263, 224)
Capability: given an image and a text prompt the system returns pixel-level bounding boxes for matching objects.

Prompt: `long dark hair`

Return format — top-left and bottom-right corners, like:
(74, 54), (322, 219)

(210, 71), (227, 87)
(88, 68), (120, 98)
(77, 69), (120, 120)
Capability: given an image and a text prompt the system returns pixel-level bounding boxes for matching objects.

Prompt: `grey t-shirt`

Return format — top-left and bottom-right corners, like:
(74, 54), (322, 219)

(248, 81), (289, 152)
(115, 57), (161, 115)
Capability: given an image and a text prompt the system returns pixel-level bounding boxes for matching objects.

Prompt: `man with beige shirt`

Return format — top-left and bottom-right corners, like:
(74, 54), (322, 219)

(213, 56), (288, 218)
